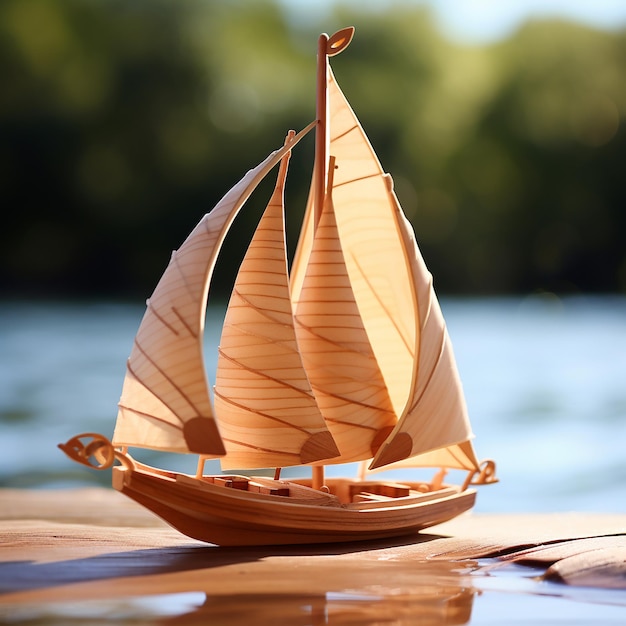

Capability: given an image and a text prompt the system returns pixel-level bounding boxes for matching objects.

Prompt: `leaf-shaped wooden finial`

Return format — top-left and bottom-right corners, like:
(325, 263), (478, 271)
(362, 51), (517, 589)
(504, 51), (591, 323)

(327, 27), (355, 56)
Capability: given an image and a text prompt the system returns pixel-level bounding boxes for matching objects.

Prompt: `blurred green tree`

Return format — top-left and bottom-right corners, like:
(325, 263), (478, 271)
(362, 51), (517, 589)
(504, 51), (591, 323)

(1, 1), (624, 298)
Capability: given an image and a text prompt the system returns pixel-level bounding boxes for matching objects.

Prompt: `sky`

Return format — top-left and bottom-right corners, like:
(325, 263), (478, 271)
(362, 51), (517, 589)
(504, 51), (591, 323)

(278, 0), (626, 43)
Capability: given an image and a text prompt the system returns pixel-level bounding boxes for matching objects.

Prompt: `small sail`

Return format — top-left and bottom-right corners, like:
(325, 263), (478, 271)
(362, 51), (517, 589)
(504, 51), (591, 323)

(215, 137), (340, 470)
(370, 184), (476, 469)
(367, 441), (480, 475)
(113, 124), (315, 455)
(294, 164), (397, 464)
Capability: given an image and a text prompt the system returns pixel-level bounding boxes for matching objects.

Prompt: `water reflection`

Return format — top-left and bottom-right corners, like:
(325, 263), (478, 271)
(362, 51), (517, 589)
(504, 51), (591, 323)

(0, 540), (477, 624)
(1, 587), (476, 625)
(170, 589), (475, 625)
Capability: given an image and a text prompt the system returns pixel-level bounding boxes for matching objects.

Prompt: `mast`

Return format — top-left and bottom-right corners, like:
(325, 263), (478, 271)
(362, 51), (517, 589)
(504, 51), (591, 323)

(314, 28), (354, 228)
(311, 27), (354, 491)
(314, 33), (328, 229)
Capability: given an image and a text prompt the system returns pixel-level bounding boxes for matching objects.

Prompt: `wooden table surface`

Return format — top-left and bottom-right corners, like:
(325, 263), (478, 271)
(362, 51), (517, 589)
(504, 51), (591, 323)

(1, 488), (625, 623)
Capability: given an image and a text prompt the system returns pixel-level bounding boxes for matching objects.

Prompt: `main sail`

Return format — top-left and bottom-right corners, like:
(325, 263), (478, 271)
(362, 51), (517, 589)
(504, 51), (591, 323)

(113, 124), (314, 455)
(292, 66), (416, 418)
(214, 137), (341, 470)
(292, 65), (477, 471)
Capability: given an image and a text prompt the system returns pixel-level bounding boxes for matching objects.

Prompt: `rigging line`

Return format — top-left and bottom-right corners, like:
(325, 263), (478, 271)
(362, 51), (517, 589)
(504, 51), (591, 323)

(216, 348), (314, 399)
(349, 252), (415, 356)
(308, 381), (396, 416)
(117, 402), (184, 433)
(145, 299), (180, 337)
(330, 122), (359, 143)
(293, 315), (384, 360)
(220, 437), (300, 458)
(213, 388), (313, 434)
(219, 319), (298, 348)
(405, 325), (451, 417)
(321, 414), (381, 431)
(332, 171), (381, 189)
(171, 305), (199, 339)
(129, 342), (206, 424)
(229, 288), (293, 326)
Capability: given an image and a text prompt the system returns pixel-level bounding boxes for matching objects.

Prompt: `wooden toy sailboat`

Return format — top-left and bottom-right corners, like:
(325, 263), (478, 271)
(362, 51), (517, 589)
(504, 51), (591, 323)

(60, 27), (496, 546)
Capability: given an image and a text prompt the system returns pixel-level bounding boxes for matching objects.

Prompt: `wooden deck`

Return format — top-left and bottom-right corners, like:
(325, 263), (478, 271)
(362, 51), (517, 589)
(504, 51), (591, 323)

(1, 488), (625, 622)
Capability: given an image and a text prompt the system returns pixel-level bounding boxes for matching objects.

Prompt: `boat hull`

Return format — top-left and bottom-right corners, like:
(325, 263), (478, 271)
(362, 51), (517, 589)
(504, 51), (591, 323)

(112, 464), (476, 546)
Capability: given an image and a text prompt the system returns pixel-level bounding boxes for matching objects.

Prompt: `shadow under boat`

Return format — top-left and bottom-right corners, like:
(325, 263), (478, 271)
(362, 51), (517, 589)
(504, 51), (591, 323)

(0, 530), (454, 595)
(1, 546), (477, 625)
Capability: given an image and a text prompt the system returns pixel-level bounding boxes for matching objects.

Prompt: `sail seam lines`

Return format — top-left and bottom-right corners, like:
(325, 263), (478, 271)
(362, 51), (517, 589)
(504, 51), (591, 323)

(321, 414), (380, 431)
(333, 172), (379, 189)
(146, 300), (180, 336)
(129, 345), (202, 424)
(217, 348), (313, 398)
(213, 386), (312, 434)
(172, 306), (198, 338)
(406, 325), (448, 416)
(231, 288), (291, 325)
(117, 403), (183, 432)
(331, 122), (359, 142)
(221, 437), (300, 458)
(308, 383), (395, 417)
(350, 252), (414, 356)
(294, 316), (380, 360)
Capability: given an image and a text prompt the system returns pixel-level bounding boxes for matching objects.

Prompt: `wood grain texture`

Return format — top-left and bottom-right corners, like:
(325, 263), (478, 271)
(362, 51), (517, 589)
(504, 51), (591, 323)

(294, 183), (397, 463)
(1, 487), (625, 613)
(109, 465), (477, 546)
(214, 136), (339, 470)
(112, 124), (314, 457)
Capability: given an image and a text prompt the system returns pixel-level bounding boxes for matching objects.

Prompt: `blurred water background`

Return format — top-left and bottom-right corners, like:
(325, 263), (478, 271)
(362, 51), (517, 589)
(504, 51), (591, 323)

(2, 295), (625, 514)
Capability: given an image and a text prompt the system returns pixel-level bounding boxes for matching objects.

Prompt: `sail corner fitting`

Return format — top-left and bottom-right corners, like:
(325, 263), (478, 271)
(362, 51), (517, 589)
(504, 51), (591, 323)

(183, 417), (226, 456)
(300, 431), (340, 465)
(368, 432), (412, 470)
(370, 425), (395, 458)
